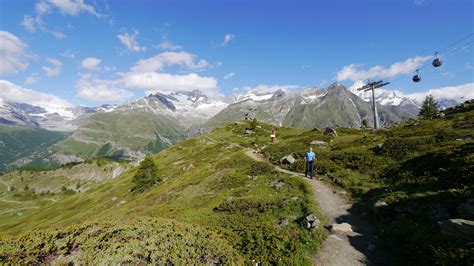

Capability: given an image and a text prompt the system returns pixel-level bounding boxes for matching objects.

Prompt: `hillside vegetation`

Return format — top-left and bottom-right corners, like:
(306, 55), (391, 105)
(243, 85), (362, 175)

(0, 125), (70, 172)
(54, 109), (187, 161)
(0, 121), (324, 264)
(263, 101), (474, 265)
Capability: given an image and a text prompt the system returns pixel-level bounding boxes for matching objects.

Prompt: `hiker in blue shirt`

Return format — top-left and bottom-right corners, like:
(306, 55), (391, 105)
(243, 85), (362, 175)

(305, 147), (315, 179)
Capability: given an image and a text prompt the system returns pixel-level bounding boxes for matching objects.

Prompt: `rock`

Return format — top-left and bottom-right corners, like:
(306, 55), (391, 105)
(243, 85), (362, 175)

(279, 218), (289, 226)
(439, 219), (474, 242)
(256, 125), (262, 128)
(244, 128), (254, 135)
(324, 127), (338, 136)
(119, 200), (127, 204)
(310, 140), (328, 146)
(458, 199), (474, 220)
(311, 127), (321, 132)
(273, 180), (285, 189)
(111, 196), (118, 201)
(304, 213), (320, 230)
(280, 155), (296, 164)
(373, 200), (390, 216)
(330, 223), (353, 233)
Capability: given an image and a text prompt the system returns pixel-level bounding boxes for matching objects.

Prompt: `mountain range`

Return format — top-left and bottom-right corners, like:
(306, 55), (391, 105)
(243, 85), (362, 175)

(0, 82), (463, 167)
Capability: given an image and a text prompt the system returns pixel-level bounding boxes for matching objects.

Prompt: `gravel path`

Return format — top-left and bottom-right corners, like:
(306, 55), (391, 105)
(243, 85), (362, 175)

(245, 150), (391, 266)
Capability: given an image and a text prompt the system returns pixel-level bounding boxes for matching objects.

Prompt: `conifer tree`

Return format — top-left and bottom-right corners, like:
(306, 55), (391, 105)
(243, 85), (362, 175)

(132, 155), (160, 192)
(419, 94), (439, 119)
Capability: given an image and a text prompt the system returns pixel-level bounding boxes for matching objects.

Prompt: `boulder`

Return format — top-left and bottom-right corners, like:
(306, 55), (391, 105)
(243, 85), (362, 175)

(280, 155), (296, 164)
(373, 200), (389, 214)
(439, 219), (474, 242)
(272, 180), (285, 189)
(279, 218), (289, 226)
(304, 213), (320, 230)
(310, 140), (328, 146)
(458, 199), (474, 220)
(244, 129), (254, 135)
(324, 127), (337, 136)
(330, 223), (353, 233)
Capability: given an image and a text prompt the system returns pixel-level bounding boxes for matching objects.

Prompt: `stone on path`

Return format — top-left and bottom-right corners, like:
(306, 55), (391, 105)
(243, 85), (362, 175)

(330, 223), (353, 233)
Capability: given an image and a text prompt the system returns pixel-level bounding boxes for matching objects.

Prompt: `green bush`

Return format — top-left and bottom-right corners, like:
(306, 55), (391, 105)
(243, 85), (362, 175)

(0, 217), (243, 264)
(132, 155), (160, 192)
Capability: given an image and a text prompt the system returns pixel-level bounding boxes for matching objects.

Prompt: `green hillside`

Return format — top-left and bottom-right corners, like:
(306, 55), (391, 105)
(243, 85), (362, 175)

(0, 125), (70, 172)
(54, 109), (187, 160)
(263, 101), (474, 265)
(0, 121), (325, 264)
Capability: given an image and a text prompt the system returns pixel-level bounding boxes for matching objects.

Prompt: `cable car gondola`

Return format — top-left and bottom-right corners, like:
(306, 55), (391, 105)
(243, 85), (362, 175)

(412, 69), (421, 82)
(432, 52), (442, 67)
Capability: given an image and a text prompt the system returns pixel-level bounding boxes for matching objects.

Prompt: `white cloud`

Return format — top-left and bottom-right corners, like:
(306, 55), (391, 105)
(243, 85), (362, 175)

(224, 72), (235, 79)
(414, 0), (425, 6)
(243, 84), (300, 94)
(39, 0), (101, 17)
(406, 83), (474, 102)
(75, 49), (218, 100)
(42, 57), (62, 77)
(336, 56), (432, 82)
(117, 29), (146, 53)
(60, 50), (77, 59)
(131, 51), (209, 72)
(23, 0), (102, 38)
(81, 57), (101, 71)
(154, 38), (182, 50)
(123, 72), (218, 95)
(50, 30), (66, 39)
(21, 15), (36, 32)
(0, 79), (72, 111)
(76, 74), (133, 101)
(223, 33), (235, 46)
(0, 31), (29, 75)
(24, 73), (40, 85)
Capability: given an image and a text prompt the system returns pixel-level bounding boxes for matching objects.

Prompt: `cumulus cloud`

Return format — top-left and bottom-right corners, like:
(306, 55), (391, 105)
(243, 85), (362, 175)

(42, 57), (62, 77)
(223, 33), (235, 46)
(123, 72), (218, 95)
(0, 79), (72, 110)
(336, 56), (432, 82)
(23, 0), (102, 38)
(117, 29), (146, 53)
(406, 83), (474, 102)
(224, 72), (235, 79)
(131, 51), (209, 72)
(81, 57), (101, 71)
(76, 50), (219, 101)
(243, 84), (300, 94)
(76, 74), (133, 101)
(0, 31), (29, 75)
(154, 38), (182, 50)
(60, 50), (77, 59)
(21, 15), (36, 32)
(24, 73), (40, 85)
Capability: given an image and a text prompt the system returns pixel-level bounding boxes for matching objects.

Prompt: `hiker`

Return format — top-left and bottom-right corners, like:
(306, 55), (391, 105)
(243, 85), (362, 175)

(305, 147), (315, 179)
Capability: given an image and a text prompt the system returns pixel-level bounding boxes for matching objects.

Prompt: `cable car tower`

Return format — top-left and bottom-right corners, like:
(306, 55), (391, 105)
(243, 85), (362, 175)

(357, 80), (390, 129)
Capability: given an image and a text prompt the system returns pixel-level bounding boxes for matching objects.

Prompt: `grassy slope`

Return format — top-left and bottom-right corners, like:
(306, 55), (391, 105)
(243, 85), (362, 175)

(0, 121), (325, 264)
(0, 159), (132, 229)
(263, 102), (474, 265)
(54, 109), (187, 159)
(0, 125), (70, 172)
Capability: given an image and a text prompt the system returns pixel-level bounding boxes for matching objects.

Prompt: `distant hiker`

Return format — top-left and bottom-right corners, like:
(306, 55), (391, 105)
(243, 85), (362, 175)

(271, 128), (277, 144)
(305, 147), (315, 179)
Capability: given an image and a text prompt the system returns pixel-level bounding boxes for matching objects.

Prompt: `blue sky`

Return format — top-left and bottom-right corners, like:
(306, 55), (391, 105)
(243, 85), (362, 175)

(0, 0), (473, 107)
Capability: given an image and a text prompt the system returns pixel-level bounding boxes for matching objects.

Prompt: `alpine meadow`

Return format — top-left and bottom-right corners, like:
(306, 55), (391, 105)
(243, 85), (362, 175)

(0, 0), (473, 265)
